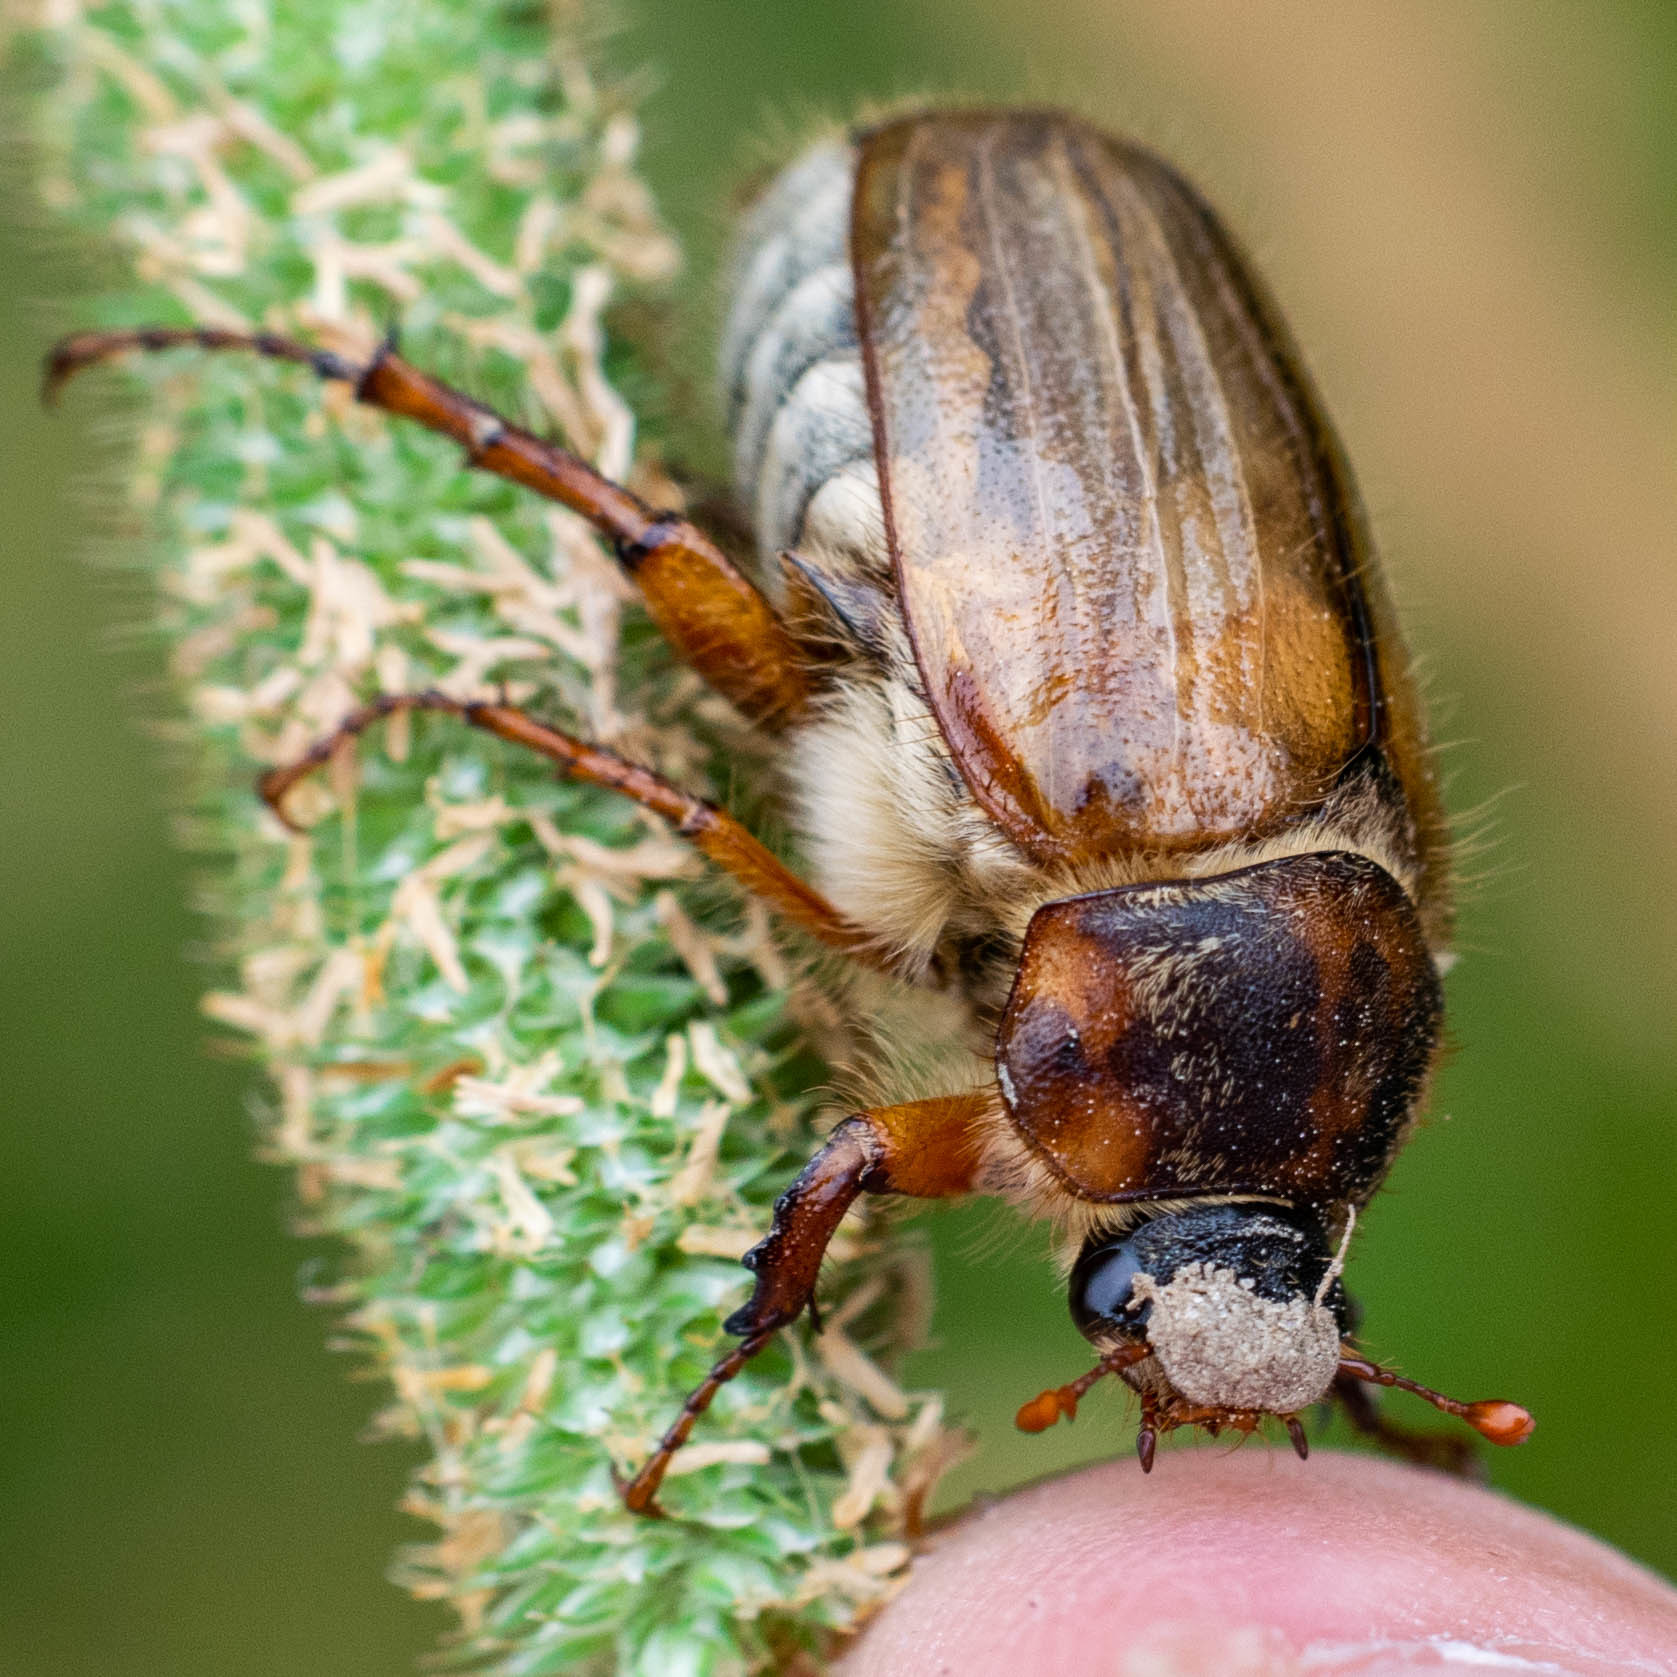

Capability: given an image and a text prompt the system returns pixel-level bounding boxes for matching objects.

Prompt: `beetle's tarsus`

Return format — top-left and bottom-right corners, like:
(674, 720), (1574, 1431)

(618, 1327), (778, 1518)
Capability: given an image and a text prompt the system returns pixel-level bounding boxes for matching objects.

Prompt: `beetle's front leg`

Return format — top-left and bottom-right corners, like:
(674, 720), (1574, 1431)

(620, 1091), (991, 1516)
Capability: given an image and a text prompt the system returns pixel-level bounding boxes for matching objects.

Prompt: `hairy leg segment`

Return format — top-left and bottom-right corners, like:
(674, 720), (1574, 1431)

(260, 689), (887, 969)
(45, 326), (812, 724)
(620, 1092), (991, 1516)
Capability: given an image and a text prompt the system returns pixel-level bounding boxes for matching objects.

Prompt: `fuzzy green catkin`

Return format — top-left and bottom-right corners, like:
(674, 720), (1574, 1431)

(6, 1), (959, 1670)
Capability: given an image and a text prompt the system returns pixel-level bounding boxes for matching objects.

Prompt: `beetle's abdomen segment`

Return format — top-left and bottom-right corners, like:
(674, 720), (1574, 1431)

(996, 852), (1441, 1205)
(719, 140), (878, 565)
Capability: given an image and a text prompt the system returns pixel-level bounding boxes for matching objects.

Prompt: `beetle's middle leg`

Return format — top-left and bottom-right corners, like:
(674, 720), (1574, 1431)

(260, 689), (888, 969)
(620, 1090), (993, 1516)
(45, 327), (812, 725)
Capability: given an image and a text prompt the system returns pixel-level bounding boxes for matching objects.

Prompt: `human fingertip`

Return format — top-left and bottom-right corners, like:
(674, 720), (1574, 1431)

(840, 1451), (1677, 1677)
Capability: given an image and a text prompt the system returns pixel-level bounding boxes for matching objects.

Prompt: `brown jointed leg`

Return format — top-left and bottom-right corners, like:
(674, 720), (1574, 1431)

(725, 1094), (991, 1339)
(723, 1117), (885, 1344)
(622, 1092), (991, 1516)
(260, 689), (886, 969)
(618, 1330), (777, 1517)
(45, 327), (812, 725)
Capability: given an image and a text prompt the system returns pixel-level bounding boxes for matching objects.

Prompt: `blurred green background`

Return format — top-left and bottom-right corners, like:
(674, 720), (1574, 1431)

(3, 2), (1674, 1671)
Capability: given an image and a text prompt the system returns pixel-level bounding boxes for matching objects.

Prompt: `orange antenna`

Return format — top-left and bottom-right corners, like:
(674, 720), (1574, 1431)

(1016, 1343), (1149, 1433)
(1338, 1352), (1535, 1446)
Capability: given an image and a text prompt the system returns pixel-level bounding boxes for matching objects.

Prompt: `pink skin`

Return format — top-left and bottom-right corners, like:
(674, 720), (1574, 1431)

(843, 1452), (1677, 1677)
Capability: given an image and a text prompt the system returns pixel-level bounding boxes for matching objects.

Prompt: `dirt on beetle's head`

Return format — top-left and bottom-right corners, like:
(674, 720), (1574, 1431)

(1069, 1202), (1348, 1415)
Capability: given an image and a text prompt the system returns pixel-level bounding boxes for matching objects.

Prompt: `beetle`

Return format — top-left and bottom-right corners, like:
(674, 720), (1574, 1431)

(48, 107), (1533, 1516)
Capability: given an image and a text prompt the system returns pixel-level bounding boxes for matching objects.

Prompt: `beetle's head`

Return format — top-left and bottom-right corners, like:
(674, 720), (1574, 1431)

(1068, 1201), (1346, 1417)
(1014, 1198), (1536, 1464)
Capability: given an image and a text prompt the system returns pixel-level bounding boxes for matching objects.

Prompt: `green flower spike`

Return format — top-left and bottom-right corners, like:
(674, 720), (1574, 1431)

(7, 1), (964, 1670)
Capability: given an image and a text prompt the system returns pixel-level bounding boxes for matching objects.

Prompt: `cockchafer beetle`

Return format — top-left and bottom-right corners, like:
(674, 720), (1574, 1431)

(48, 107), (1534, 1516)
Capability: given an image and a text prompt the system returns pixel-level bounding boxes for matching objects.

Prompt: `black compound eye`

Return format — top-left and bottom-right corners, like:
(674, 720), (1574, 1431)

(1069, 1235), (1149, 1337)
